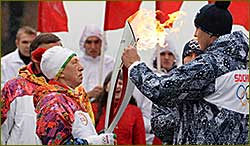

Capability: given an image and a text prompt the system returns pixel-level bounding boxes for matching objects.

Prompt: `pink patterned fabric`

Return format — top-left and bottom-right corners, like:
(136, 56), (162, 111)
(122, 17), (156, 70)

(34, 81), (89, 145)
(1, 64), (47, 124)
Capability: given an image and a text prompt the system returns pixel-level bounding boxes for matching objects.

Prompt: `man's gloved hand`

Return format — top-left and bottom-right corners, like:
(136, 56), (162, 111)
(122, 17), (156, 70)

(85, 133), (116, 145)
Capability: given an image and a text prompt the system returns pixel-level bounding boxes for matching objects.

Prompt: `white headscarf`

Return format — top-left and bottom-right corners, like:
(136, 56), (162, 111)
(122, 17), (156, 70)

(151, 38), (180, 67)
(40, 46), (76, 80)
(79, 24), (107, 54)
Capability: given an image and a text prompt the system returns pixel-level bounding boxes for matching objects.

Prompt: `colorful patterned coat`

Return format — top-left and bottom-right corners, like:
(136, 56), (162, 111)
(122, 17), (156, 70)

(34, 81), (93, 145)
(1, 64), (46, 144)
(129, 31), (249, 144)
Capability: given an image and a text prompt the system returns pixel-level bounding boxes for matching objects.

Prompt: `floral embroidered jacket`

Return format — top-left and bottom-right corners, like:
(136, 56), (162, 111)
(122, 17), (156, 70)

(1, 64), (47, 124)
(34, 81), (94, 145)
(1, 64), (47, 144)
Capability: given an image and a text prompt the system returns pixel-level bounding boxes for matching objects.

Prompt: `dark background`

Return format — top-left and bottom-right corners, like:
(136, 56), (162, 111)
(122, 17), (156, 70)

(1, 1), (38, 57)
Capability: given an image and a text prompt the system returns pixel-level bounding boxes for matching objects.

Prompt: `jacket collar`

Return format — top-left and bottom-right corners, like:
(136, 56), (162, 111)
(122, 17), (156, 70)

(10, 49), (25, 64)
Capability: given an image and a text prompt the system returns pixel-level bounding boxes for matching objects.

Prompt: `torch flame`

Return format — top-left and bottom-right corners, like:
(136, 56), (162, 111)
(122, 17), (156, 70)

(163, 11), (186, 28)
(128, 9), (186, 51)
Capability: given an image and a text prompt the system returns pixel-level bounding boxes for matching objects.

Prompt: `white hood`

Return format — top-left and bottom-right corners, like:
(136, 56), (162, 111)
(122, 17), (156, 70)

(151, 38), (180, 67)
(79, 24), (107, 54)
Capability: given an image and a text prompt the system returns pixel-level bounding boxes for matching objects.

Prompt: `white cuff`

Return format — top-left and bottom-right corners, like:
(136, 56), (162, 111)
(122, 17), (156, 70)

(128, 61), (144, 77)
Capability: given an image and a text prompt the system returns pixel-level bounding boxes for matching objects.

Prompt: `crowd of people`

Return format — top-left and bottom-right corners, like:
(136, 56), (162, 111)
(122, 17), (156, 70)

(1, 1), (249, 145)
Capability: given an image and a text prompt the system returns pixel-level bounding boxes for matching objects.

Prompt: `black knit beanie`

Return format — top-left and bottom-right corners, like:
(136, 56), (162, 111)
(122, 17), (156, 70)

(194, 1), (233, 36)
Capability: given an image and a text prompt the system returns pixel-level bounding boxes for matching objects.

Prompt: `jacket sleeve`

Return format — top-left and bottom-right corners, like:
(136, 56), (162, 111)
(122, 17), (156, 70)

(1, 60), (7, 86)
(132, 107), (146, 144)
(1, 81), (14, 125)
(151, 103), (178, 144)
(36, 94), (89, 145)
(1, 99), (16, 144)
(36, 100), (72, 145)
(129, 57), (216, 106)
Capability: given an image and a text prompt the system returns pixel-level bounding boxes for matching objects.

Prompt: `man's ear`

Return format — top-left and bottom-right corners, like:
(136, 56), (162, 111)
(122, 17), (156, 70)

(60, 73), (65, 78)
(15, 39), (19, 46)
(56, 71), (65, 80)
(210, 36), (218, 43)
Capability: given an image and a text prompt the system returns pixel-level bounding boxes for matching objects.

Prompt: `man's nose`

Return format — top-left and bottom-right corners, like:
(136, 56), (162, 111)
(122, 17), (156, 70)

(90, 43), (97, 48)
(164, 54), (170, 59)
(27, 42), (32, 48)
(79, 63), (84, 71)
(194, 28), (198, 37)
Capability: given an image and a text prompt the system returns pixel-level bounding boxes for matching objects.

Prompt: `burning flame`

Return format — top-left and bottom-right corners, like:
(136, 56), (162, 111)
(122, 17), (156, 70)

(128, 9), (186, 51)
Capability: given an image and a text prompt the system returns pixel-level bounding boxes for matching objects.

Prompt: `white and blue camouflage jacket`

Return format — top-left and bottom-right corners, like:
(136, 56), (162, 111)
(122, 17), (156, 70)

(129, 31), (249, 144)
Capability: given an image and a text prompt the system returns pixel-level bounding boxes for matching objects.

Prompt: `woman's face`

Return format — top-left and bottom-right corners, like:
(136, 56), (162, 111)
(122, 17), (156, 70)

(106, 79), (123, 99)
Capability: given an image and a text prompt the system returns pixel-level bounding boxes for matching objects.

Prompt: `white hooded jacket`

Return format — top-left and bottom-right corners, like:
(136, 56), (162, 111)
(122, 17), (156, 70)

(79, 24), (114, 92)
(151, 38), (180, 73)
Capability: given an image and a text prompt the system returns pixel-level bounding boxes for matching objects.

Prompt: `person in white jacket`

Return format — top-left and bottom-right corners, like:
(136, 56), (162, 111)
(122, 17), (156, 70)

(1, 33), (61, 145)
(1, 26), (37, 86)
(79, 24), (114, 101)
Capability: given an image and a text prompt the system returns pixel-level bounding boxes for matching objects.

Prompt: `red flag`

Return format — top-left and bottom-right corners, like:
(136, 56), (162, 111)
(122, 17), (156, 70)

(208, 1), (249, 30)
(38, 1), (68, 32)
(155, 1), (183, 28)
(104, 1), (141, 31)
(228, 1), (249, 30)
